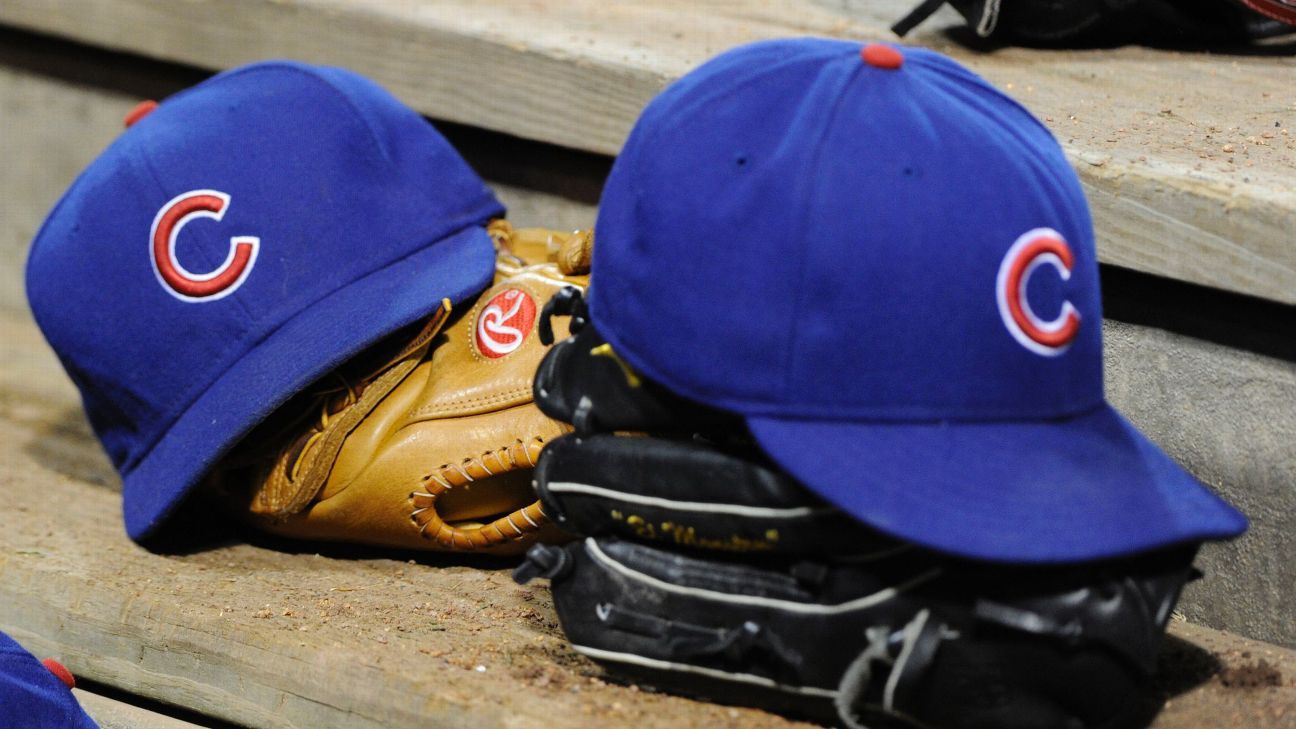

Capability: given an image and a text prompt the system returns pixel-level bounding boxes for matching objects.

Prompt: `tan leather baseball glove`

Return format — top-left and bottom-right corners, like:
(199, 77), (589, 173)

(208, 221), (590, 553)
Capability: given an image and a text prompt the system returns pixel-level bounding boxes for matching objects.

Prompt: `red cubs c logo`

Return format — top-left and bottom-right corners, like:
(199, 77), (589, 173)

(150, 190), (259, 301)
(996, 228), (1081, 357)
(475, 288), (536, 358)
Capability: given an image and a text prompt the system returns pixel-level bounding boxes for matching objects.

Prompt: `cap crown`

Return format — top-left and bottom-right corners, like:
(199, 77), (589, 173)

(27, 62), (503, 477)
(590, 39), (1102, 422)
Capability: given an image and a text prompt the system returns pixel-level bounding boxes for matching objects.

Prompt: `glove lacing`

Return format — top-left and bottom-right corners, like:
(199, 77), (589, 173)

(836, 609), (950, 729)
(407, 438), (551, 550)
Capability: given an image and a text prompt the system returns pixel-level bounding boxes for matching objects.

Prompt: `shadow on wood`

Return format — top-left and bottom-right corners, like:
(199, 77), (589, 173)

(20, 405), (117, 492)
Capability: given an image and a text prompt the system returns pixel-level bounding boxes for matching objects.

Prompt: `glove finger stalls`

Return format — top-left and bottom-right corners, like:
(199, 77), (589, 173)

(535, 432), (903, 556)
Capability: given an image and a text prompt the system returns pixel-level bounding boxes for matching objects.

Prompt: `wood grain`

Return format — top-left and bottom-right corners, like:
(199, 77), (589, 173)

(0, 307), (807, 729)
(3, 65), (1291, 650)
(72, 690), (208, 729)
(0, 302), (1293, 726)
(0, 22), (1293, 724)
(0, 0), (1292, 304)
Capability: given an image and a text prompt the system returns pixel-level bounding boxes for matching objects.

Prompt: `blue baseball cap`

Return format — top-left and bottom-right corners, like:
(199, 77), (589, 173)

(588, 39), (1246, 562)
(27, 61), (503, 541)
(0, 632), (98, 728)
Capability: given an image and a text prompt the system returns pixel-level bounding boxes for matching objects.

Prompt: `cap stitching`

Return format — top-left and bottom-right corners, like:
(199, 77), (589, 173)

(779, 53), (866, 396)
(746, 399), (1109, 428)
(268, 63), (394, 165)
(169, 62), (390, 163)
(592, 43), (856, 410)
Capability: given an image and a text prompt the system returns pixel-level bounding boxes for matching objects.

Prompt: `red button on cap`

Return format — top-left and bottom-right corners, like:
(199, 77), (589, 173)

(42, 658), (76, 690)
(861, 44), (904, 70)
(124, 100), (159, 128)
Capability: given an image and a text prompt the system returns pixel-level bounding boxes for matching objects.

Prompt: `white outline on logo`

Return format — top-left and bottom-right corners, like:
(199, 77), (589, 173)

(995, 227), (1080, 358)
(149, 189), (260, 302)
(476, 289), (532, 357)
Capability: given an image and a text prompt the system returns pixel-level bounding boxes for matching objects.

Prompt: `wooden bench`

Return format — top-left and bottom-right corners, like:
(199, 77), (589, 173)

(1, 2), (1294, 725)
(1, 0), (1292, 305)
(2, 299), (1295, 726)
(3, 300), (1294, 727)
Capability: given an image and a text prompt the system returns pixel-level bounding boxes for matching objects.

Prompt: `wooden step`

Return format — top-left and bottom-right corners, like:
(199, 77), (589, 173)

(73, 690), (211, 729)
(2, 36), (1293, 648)
(0, 302), (803, 728)
(1, 12), (1293, 725)
(1, 0), (1293, 305)
(1, 302), (1293, 727)
(2, 263), (1296, 721)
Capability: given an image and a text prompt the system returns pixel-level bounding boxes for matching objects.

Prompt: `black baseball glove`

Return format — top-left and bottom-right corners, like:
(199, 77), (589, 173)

(892, 0), (1295, 44)
(515, 291), (1198, 729)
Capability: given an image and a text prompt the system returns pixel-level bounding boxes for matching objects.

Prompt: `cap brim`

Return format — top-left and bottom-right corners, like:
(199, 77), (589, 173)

(122, 225), (496, 540)
(746, 403), (1247, 563)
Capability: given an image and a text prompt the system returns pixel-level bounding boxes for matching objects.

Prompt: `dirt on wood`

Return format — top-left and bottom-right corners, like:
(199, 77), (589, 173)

(1, 416), (1292, 728)
(0, 306), (810, 727)
(0, 307), (1294, 727)
(1152, 620), (1296, 727)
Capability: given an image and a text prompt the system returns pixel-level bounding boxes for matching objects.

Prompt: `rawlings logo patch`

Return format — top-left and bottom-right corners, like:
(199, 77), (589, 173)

(150, 189), (259, 302)
(996, 228), (1081, 357)
(475, 288), (536, 358)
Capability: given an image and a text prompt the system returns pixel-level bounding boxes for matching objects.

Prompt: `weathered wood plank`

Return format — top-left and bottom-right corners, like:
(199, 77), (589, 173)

(1, 298), (1293, 726)
(0, 0), (1292, 304)
(72, 690), (209, 729)
(0, 63), (129, 313)
(1153, 620), (1296, 728)
(2, 50), (1294, 647)
(0, 309), (805, 728)
(1, 37), (1294, 724)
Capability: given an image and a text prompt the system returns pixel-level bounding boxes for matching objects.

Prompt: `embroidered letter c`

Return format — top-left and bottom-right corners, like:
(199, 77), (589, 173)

(150, 190), (259, 302)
